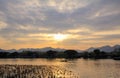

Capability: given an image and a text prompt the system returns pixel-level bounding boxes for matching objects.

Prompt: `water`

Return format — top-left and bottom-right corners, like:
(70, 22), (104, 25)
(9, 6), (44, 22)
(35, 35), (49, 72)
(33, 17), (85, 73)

(0, 58), (120, 78)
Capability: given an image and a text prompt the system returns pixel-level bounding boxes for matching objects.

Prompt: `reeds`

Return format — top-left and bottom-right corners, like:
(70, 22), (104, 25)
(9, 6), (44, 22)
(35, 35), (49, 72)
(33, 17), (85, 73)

(0, 65), (78, 78)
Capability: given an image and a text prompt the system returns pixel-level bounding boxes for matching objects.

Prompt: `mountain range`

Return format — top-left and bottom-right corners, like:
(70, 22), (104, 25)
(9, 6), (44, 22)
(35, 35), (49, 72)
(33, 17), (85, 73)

(0, 47), (66, 53)
(0, 45), (120, 53)
(87, 45), (120, 52)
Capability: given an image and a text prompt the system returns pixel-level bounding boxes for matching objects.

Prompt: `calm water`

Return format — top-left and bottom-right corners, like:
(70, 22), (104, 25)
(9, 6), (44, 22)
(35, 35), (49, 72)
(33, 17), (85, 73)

(0, 58), (120, 78)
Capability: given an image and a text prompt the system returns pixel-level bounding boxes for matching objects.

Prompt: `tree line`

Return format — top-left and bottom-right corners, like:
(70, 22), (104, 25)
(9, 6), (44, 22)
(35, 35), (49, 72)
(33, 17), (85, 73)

(0, 49), (120, 60)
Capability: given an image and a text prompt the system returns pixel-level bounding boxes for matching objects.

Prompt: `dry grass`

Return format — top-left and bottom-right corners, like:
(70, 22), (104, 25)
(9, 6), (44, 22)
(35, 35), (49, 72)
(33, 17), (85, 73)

(0, 65), (78, 78)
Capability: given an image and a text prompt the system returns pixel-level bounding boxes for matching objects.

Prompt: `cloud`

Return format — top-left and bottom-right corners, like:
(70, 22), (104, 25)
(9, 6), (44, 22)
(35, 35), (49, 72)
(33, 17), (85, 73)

(0, 0), (120, 49)
(0, 21), (7, 30)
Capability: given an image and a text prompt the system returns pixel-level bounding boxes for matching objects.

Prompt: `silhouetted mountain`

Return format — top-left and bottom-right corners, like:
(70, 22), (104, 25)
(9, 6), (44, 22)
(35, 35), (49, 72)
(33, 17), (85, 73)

(76, 50), (82, 53)
(40, 47), (65, 52)
(17, 47), (66, 53)
(0, 49), (5, 52)
(0, 44), (120, 53)
(6, 49), (17, 53)
(87, 47), (96, 52)
(113, 45), (120, 49)
(99, 45), (114, 52)
(87, 45), (120, 52)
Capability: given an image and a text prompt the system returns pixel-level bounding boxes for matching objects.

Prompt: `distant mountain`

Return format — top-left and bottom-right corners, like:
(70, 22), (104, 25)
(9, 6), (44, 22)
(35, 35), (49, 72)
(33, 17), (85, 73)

(86, 47), (96, 52)
(113, 45), (120, 49)
(76, 50), (83, 53)
(0, 45), (120, 53)
(87, 45), (120, 52)
(6, 49), (17, 53)
(39, 47), (65, 52)
(0, 47), (66, 53)
(0, 49), (5, 52)
(99, 45), (113, 52)
(17, 47), (66, 53)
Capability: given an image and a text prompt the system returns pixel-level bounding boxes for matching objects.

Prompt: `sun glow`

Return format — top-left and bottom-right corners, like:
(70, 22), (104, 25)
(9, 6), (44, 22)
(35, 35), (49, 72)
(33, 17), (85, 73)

(53, 33), (67, 41)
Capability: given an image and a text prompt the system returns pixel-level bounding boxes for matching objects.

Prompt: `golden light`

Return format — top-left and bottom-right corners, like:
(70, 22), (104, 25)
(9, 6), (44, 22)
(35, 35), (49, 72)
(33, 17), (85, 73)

(53, 33), (67, 41)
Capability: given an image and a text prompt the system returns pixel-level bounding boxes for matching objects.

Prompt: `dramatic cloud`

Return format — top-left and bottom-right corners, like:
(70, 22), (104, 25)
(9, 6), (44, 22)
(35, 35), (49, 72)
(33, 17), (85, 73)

(0, 0), (120, 49)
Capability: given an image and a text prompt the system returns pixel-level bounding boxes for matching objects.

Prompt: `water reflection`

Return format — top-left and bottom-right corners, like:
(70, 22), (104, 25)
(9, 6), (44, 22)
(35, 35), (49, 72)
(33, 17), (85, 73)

(0, 59), (120, 78)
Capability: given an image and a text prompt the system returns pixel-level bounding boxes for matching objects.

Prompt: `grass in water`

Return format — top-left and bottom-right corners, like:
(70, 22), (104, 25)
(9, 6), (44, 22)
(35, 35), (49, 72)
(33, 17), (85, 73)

(0, 65), (78, 78)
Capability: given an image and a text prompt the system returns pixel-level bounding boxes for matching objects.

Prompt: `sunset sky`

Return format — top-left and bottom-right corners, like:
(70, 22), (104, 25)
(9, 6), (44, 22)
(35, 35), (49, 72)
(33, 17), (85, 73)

(0, 0), (120, 50)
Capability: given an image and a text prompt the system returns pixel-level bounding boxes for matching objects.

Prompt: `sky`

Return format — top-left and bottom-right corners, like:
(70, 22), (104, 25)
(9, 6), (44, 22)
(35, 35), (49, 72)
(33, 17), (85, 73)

(0, 0), (120, 50)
